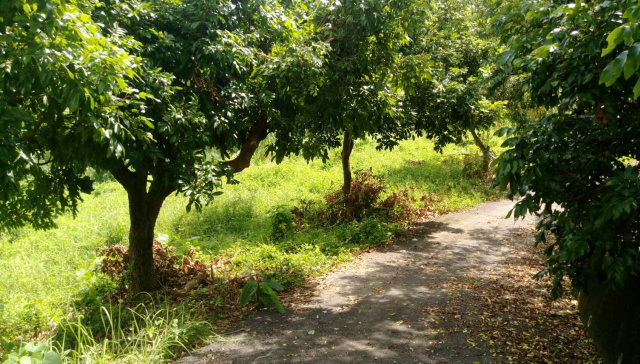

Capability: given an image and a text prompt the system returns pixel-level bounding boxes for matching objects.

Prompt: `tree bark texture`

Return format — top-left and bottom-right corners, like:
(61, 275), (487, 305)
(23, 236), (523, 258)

(224, 111), (269, 173)
(112, 168), (173, 293)
(470, 128), (492, 173)
(470, 128), (490, 155)
(578, 277), (640, 364)
(341, 130), (355, 218)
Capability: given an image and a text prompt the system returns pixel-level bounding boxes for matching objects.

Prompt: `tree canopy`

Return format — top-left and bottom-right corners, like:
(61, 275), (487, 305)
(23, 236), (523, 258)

(492, 0), (640, 297)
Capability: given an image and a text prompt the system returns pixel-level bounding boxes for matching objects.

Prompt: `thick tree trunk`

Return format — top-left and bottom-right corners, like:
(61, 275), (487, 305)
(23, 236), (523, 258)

(578, 277), (640, 363)
(341, 130), (355, 218)
(112, 168), (172, 293)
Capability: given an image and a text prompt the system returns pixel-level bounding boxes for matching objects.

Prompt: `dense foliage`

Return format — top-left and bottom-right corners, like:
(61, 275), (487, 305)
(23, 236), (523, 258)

(492, 0), (640, 297)
(406, 0), (504, 151)
(1, 0), (332, 292)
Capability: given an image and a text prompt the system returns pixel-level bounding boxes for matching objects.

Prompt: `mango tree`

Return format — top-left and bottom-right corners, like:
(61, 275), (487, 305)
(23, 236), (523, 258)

(492, 0), (640, 360)
(0, 0), (327, 293)
(274, 0), (431, 217)
(403, 0), (504, 163)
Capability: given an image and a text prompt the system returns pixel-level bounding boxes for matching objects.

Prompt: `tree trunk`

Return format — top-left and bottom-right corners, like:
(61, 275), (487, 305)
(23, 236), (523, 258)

(470, 128), (492, 173)
(470, 128), (490, 155)
(112, 168), (172, 293)
(341, 130), (355, 218)
(224, 110), (270, 173)
(578, 277), (640, 363)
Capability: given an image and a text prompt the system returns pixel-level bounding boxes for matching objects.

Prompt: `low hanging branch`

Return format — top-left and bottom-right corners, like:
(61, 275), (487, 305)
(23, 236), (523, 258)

(224, 111), (270, 173)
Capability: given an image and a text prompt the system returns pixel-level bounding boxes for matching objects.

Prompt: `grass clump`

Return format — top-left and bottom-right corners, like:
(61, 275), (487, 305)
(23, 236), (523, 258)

(54, 299), (211, 363)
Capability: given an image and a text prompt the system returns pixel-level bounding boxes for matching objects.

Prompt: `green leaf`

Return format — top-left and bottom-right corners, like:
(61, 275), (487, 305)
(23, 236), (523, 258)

(600, 51), (627, 86)
(42, 352), (63, 364)
(262, 279), (285, 291)
(623, 5), (640, 21)
(633, 77), (640, 98)
(602, 26), (625, 56)
(258, 289), (272, 308)
(68, 90), (80, 113)
(260, 283), (285, 313)
(494, 127), (514, 138)
(530, 45), (550, 59)
(3, 108), (35, 122)
(624, 43), (640, 79)
(239, 280), (258, 307)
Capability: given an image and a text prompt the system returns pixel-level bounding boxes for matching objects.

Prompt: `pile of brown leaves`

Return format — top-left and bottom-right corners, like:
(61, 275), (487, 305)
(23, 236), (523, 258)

(438, 228), (597, 362)
(293, 170), (442, 226)
(95, 242), (253, 324)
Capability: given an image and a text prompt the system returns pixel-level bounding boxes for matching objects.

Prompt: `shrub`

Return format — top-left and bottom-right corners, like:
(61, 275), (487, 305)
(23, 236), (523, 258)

(294, 170), (442, 227)
(462, 151), (495, 181)
(269, 206), (295, 241)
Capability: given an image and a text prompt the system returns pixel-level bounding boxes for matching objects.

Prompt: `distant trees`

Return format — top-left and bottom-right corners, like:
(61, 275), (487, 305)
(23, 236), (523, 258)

(280, 0), (427, 217)
(404, 0), (504, 153)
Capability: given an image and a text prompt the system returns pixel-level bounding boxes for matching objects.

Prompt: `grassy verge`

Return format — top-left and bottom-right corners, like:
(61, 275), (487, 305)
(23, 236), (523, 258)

(0, 137), (503, 362)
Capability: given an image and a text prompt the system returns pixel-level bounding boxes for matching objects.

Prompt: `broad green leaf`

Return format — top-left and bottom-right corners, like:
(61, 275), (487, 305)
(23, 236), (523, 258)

(68, 90), (80, 113)
(624, 43), (640, 79)
(530, 45), (550, 59)
(602, 26), (625, 56)
(600, 51), (627, 86)
(260, 284), (285, 313)
(633, 77), (640, 98)
(258, 289), (272, 308)
(262, 279), (285, 291)
(239, 280), (258, 307)
(42, 353), (63, 364)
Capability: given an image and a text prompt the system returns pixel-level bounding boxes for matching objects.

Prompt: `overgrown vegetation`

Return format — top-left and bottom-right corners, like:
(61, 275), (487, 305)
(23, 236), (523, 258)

(0, 138), (502, 362)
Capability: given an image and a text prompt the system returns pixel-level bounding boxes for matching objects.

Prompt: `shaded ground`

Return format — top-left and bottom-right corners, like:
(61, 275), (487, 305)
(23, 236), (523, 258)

(177, 200), (596, 363)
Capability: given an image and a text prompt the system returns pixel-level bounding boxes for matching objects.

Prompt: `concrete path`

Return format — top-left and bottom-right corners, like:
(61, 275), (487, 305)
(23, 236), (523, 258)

(178, 200), (535, 363)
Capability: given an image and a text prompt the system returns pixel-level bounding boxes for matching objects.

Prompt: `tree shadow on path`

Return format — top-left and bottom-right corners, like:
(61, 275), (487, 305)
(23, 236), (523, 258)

(177, 200), (534, 364)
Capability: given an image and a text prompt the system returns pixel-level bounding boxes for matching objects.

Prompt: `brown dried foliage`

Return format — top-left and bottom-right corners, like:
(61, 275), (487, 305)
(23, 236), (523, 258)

(97, 241), (224, 294)
(293, 170), (442, 226)
(462, 152), (495, 182)
(425, 228), (597, 363)
(95, 243), (259, 326)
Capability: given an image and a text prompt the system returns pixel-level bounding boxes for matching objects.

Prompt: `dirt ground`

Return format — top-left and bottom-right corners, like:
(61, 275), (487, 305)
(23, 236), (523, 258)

(177, 200), (596, 364)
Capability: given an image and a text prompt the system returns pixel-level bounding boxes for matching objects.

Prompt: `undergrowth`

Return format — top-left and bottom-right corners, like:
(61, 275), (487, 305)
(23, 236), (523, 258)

(0, 137), (503, 362)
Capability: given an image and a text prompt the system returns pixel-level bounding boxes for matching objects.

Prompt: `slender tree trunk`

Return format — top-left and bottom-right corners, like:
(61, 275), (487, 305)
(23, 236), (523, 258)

(341, 130), (355, 218)
(470, 128), (492, 173)
(470, 128), (490, 155)
(112, 168), (172, 293)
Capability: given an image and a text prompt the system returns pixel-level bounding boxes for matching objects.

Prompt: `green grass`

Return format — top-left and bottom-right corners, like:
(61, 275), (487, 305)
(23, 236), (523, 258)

(0, 137), (503, 362)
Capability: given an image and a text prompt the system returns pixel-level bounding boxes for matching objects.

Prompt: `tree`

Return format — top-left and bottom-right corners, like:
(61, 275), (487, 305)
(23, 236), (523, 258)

(1, 0), (327, 292)
(282, 0), (420, 216)
(403, 0), (505, 162)
(491, 0), (640, 298)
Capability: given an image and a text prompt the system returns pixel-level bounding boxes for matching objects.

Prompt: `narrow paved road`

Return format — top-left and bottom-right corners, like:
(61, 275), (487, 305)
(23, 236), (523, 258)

(178, 200), (535, 363)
